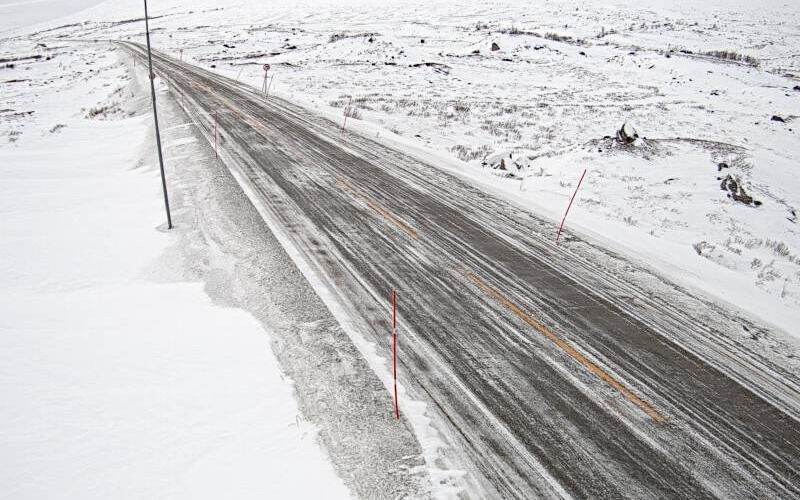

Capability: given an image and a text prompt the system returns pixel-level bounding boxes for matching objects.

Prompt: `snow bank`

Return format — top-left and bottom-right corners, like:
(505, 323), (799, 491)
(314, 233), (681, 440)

(0, 40), (350, 500)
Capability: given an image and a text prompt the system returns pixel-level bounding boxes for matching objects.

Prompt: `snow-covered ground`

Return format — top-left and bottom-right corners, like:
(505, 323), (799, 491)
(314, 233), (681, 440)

(9, 0), (798, 335)
(2, 0), (799, 497)
(0, 0), (105, 32)
(0, 38), (352, 499)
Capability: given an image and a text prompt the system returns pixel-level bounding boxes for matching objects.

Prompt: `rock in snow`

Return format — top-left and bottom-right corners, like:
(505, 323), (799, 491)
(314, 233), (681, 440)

(720, 173), (762, 206)
(616, 121), (639, 144)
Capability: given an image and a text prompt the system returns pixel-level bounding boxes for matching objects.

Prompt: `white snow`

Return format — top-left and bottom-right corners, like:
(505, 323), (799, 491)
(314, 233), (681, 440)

(40, 0), (793, 337)
(3, 0), (800, 496)
(0, 0), (105, 33)
(0, 38), (350, 500)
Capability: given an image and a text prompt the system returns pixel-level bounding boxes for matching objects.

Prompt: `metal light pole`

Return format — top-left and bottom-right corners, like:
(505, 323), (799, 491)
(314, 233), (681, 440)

(144, 0), (173, 229)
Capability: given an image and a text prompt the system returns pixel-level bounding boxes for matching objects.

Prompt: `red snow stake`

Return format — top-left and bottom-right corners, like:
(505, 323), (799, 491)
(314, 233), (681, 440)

(392, 290), (397, 330)
(555, 169), (587, 243)
(392, 290), (399, 420)
(342, 96), (352, 131)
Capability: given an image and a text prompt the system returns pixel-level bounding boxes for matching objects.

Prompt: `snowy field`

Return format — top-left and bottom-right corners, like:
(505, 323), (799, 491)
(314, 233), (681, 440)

(0, 33), (352, 500)
(7, 0), (798, 335)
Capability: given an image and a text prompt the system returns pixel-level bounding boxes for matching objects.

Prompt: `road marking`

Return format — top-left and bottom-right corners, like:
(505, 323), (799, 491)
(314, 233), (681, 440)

(155, 51), (659, 423)
(466, 271), (666, 423)
(147, 44), (661, 429)
(337, 179), (419, 239)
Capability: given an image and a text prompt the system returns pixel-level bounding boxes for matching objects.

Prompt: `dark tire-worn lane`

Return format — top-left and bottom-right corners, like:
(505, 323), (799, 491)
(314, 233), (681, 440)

(122, 42), (800, 499)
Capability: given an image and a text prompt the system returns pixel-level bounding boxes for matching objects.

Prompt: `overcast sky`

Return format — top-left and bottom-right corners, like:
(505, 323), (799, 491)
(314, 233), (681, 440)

(0, 0), (106, 32)
(2, 0), (794, 38)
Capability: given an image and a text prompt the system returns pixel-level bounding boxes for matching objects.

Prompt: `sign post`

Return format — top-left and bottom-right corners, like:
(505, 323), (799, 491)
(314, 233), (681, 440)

(265, 74), (274, 100)
(261, 63), (270, 95)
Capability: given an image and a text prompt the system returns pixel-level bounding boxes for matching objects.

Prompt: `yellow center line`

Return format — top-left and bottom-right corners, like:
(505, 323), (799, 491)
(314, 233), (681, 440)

(336, 179), (419, 239)
(162, 54), (663, 423)
(466, 271), (666, 423)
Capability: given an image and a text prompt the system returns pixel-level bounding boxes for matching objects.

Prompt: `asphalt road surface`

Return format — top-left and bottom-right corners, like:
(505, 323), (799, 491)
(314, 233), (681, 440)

(122, 42), (800, 499)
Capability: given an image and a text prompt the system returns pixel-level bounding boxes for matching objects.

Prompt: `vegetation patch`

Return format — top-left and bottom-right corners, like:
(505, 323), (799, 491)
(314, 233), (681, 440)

(702, 50), (759, 67)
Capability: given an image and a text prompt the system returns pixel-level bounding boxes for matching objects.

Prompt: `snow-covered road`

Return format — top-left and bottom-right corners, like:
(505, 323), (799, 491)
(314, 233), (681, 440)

(124, 41), (800, 499)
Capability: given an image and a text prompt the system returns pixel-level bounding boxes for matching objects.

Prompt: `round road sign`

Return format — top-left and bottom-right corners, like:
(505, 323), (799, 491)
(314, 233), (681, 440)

(263, 63), (271, 72)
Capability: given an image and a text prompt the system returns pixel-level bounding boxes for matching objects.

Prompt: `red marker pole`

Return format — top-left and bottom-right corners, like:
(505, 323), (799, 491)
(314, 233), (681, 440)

(392, 290), (399, 420)
(342, 96), (352, 131)
(556, 169), (587, 243)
